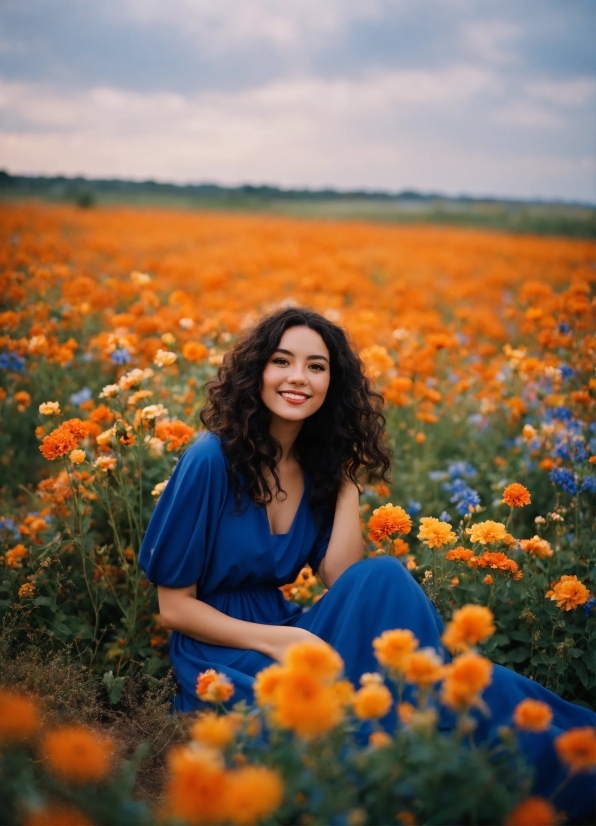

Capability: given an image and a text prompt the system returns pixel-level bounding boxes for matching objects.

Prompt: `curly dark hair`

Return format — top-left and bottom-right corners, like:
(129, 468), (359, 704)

(200, 306), (392, 518)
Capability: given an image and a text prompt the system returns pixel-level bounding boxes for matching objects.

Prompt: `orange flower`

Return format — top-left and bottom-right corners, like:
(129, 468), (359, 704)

(417, 517), (457, 549)
(554, 727), (596, 773)
(39, 401), (60, 415)
(468, 520), (507, 545)
(39, 427), (78, 460)
(392, 538), (410, 557)
(15, 390), (32, 410)
(502, 483), (531, 507)
(369, 730), (392, 748)
(0, 689), (40, 743)
(513, 699), (553, 733)
(190, 712), (240, 749)
(519, 536), (553, 559)
(163, 745), (228, 824)
(546, 575), (591, 611)
(155, 419), (195, 451)
(254, 664), (285, 707)
(69, 448), (86, 464)
(368, 504), (412, 541)
(505, 797), (558, 826)
(5, 543), (27, 568)
(442, 604), (496, 654)
(373, 628), (418, 672)
(224, 765), (284, 825)
(182, 341), (209, 361)
(446, 546), (474, 563)
(283, 639), (344, 681)
(441, 652), (493, 711)
(468, 552), (519, 576)
(269, 670), (345, 739)
(42, 725), (113, 784)
(403, 648), (444, 686)
(18, 582), (35, 598)
(24, 803), (94, 826)
(353, 681), (393, 720)
(61, 418), (88, 441)
(196, 669), (235, 703)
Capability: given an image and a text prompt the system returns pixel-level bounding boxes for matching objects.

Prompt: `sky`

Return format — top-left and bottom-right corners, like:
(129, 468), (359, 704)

(0, 0), (595, 201)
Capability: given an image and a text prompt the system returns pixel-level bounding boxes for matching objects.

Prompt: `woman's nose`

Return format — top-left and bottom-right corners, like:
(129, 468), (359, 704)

(288, 364), (308, 383)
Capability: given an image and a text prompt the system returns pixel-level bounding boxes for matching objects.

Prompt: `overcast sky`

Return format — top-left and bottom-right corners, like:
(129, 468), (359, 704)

(0, 0), (595, 201)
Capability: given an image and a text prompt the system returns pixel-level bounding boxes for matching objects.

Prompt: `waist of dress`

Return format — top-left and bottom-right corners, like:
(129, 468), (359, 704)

(199, 584), (301, 624)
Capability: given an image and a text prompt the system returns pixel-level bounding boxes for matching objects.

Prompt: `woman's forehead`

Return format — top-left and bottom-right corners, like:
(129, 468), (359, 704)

(275, 326), (329, 358)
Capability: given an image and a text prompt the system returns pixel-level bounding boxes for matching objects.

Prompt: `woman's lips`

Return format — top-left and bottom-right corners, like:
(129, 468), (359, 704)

(279, 391), (311, 405)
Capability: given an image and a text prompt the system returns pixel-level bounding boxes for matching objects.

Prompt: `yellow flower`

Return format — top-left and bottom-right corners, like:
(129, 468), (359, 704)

(373, 628), (418, 672)
(546, 575), (591, 611)
(154, 348), (177, 367)
(368, 504), (412, 541)
(513, 699), (553, 733)
(441, 604), (496, 654)
(18, 582), (35, 599)
(468, 521), (507, 545)
(502, 483), (531, 507)
(417, 517), (457, 549)
(39, 401), (60, 415)
(69, 448), (86, 464)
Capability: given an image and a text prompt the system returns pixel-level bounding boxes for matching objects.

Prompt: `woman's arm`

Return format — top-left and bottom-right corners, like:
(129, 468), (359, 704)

(317, 479), (364, 589)
(158, 584), (321, 663)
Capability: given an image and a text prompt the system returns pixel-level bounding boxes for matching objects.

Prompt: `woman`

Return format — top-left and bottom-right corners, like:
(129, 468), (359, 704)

(140, 307), (594, 819)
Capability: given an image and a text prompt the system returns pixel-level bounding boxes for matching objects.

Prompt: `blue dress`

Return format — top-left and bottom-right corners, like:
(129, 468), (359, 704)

(140, 433), (595, 821)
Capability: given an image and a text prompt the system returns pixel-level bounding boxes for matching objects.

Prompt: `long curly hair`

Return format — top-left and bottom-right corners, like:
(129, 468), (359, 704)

(200, 307), (391, 518)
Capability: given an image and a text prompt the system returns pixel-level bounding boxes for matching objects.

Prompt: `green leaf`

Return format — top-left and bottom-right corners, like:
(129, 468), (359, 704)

(103, 670), (126, 705)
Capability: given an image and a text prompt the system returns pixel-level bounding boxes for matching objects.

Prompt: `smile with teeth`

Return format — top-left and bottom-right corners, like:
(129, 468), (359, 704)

(279, 391), (311, 402)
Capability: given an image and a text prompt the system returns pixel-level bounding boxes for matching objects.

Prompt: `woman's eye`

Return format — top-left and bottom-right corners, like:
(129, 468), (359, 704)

(310, 363), (325, 371)
(272, 357), (289, 365)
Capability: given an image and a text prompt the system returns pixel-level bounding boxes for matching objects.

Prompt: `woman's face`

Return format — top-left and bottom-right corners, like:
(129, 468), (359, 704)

(261, 326), (331, 425)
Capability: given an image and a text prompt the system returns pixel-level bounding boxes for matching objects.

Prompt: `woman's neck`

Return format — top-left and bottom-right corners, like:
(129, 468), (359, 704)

(269, 416), (303, 464)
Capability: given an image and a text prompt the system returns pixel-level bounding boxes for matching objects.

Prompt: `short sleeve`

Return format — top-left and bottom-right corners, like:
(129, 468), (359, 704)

(139, 432), (229, 588)
(308, 515), (333, 574)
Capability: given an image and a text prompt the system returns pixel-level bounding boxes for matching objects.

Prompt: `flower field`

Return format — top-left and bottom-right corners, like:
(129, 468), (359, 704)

(1, 201), (595, 824)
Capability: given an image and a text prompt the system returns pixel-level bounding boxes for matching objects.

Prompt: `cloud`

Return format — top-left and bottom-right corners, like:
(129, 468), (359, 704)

(526, 77), (596, 107)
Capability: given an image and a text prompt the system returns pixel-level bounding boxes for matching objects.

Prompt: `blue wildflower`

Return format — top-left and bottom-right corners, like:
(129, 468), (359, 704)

(557, 322), (570, 335)
(111, 348), (132, 365)
(70, 387), (93, 406)
(581, 476), (596, 495)
(583, 598), (596, 618)
(0, 351), (26, 372)
(406, 501), (422, 517)
(550, 407), (573, 423)
(439, 511), (452, 522)
(447, 461), (477, 479)
(549, 468), (578, 495)
(0, 516), (21, 538)
(559, 364), (575, 381)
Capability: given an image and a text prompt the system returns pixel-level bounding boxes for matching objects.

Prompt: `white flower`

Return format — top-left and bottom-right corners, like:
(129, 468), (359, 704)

(154, 349), (177, 367)
(130, 271), (151, 285)
(179, 317), (194, 330)
(99, 384), (120, 398)
(141, 404), (169, 420)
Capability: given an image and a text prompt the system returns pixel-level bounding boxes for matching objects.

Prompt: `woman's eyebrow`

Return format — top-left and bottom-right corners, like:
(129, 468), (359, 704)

(274, 348), (329, 363)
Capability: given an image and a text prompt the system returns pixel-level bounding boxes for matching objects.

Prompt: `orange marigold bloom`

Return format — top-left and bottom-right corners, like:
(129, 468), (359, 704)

(502, 483), (531, 508)
(0, 689), (40, 743)
(403, 648), (444, 686)
(254, 664), (285, 707)
(225, 765), (284, 825)
(190, 712), (240, 749)
(196, 669), (235, 703)
(554, 727), (596, 773)
(39, 427), (78, 460)
(442, 604), (496, 654)
(373, 628), (418, 672)
(369, 730), (392, 748)
(468, 520), (507, 545)
(69, 448), (86, 464)
(5, 543), (27, 568)
(519, 536), (553, 559)
(24, 803), (94, 826)
(283, 639), (343, 681)
(441, 652), (493, 710)
(505, 797), (558, 826)
(468, 552), (519, 576)
(513, 699), (553, 733)
(446, 546), (474, 563)
(18, 582), (35, 599)
(269, 670), (345, 739)
(546, 575), (591, 611)
(417, 517), (457, 549)
(353, 682), (393, 720)
(392, 538), (410, 557)
(182, 341), (209, 361)
(42, 725), (113, 784)
(368, 504), (412, 541)
(164, 745), (228, 825)
(15, 390), (32, 410)
(155, 419), (195, 451)
(61, 418), (88, 441)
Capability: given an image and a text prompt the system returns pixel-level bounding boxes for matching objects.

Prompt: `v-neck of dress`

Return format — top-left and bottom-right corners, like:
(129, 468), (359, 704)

(265, 476), (308, 537)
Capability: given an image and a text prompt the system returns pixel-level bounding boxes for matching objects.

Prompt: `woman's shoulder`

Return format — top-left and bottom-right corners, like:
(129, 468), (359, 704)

(180, 430), (228, 471)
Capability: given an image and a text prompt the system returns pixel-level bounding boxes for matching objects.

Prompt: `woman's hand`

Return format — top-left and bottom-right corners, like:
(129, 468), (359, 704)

(258, 624), (323, 663)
